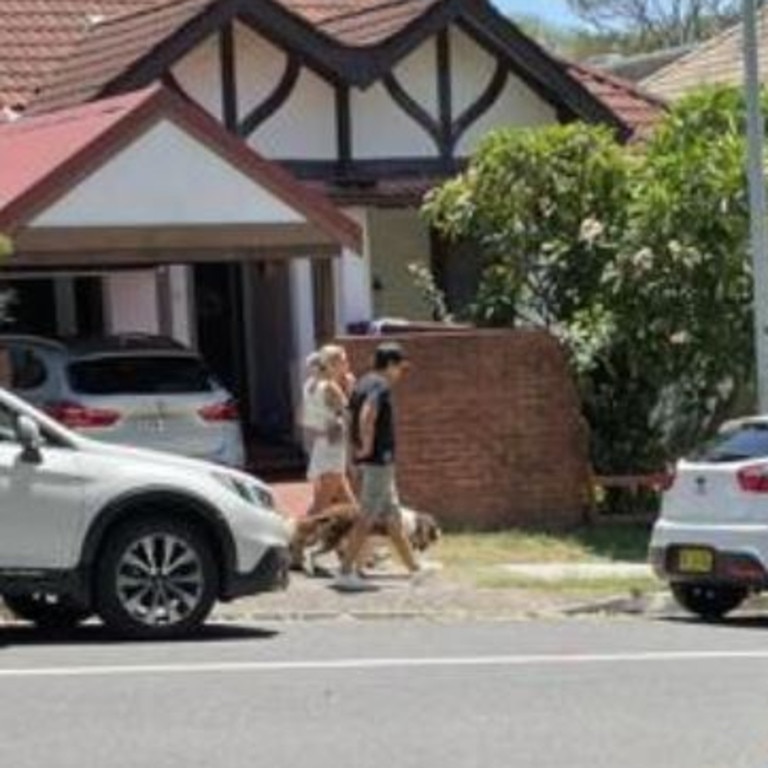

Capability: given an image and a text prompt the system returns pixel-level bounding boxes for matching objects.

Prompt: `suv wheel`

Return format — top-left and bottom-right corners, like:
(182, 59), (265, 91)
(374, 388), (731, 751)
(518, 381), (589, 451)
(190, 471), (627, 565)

(671, 582), (748, 620)
(3, 594), (92, 631)
(96, 517), (219, 639)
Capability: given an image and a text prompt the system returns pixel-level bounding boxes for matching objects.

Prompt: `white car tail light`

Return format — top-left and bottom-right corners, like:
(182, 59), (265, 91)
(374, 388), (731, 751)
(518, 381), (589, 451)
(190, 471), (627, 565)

(198, 399), (239, 423)
(45, 400), (121, 429)
(737, 463), (768, 493)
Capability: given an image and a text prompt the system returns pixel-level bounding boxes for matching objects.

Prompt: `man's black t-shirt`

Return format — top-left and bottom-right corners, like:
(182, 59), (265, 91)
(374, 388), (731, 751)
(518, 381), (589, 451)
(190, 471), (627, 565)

(349, 372), (395, 465)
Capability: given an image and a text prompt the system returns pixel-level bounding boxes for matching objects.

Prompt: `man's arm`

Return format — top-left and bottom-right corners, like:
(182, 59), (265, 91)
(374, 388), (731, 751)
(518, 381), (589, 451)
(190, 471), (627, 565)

(356, 396), (378, 459)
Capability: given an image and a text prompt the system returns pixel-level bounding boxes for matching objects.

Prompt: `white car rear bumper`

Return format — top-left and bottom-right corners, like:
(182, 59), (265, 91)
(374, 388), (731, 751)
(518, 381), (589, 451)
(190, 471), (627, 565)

(650, 519), (768, 586)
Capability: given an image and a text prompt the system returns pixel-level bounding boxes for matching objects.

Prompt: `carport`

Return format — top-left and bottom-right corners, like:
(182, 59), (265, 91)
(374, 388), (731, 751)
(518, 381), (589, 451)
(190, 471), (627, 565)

(0, 85), (361, 446)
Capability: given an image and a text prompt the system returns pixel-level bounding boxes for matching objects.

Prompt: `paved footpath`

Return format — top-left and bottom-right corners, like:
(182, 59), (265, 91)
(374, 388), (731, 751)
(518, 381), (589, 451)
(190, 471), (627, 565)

(212, 568), (631, 622)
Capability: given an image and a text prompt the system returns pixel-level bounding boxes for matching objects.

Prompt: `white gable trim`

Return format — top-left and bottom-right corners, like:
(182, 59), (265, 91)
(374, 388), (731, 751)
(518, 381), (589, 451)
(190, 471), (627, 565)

(32, 118), (305, 228)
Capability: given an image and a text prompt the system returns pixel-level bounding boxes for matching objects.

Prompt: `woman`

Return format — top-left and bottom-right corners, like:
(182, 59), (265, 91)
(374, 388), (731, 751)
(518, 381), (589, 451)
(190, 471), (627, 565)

(306, 345), (356, 515)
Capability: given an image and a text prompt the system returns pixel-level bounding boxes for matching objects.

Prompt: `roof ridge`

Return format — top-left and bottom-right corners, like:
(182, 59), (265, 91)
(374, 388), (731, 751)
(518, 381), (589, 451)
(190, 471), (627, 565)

(294, 0), (431, 27)
(567, 59), (668, 108)
(96, 0), (211, 28)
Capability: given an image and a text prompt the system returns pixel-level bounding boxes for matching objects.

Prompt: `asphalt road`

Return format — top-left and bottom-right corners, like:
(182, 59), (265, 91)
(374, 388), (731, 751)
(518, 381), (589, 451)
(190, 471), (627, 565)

(0, 617), (766, 768)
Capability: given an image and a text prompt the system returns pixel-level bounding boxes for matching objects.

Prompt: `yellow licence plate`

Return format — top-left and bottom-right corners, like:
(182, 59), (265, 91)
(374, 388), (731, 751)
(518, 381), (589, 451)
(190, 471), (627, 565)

(677, 548), (714, 574)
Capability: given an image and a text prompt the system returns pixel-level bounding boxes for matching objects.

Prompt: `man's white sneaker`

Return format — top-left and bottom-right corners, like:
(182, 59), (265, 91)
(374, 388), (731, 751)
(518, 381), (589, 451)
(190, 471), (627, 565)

(334, 572), (371, 592)
(411, 560), (443, 586)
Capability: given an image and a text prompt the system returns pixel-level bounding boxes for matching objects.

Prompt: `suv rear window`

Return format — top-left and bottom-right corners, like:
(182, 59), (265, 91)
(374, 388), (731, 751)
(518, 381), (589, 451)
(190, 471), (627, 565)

(68, 355), (215, 395)
(692, 423), (768, 463)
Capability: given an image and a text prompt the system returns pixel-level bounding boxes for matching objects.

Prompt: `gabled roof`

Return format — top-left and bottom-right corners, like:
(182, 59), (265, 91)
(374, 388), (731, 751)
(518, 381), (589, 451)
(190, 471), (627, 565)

(642, 8), (768, 100)
(0, 0), (663, 138)
(0, 84), (361, 251)
(567, 62), (667, 140)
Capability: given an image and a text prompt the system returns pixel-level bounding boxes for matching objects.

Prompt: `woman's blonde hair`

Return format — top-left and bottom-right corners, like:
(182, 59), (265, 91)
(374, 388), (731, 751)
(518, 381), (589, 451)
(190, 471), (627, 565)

(317, 344), (346, 372)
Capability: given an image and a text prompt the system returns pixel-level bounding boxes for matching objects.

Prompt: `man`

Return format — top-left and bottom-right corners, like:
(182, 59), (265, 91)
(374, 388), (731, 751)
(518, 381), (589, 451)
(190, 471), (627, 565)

(335, 342), (438, 591)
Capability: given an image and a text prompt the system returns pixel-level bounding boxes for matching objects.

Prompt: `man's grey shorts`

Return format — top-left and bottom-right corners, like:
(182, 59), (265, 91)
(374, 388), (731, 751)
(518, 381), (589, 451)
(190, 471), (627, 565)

(359, 464), (400, 519)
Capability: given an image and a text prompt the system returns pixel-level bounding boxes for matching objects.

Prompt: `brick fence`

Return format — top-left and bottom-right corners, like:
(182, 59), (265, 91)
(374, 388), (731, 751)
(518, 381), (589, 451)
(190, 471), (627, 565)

(338, 329), (592, 530)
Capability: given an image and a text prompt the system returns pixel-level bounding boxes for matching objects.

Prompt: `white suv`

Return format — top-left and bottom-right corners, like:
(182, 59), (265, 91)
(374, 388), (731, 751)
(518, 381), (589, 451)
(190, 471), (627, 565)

(1, 334), (245, 468)
(0, 388), (291, 639)
(650, 417), (768, 620)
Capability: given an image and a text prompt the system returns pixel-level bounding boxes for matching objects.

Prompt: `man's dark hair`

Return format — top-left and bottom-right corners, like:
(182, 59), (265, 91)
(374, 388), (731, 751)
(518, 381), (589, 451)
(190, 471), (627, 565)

(374, 342), (407, 370)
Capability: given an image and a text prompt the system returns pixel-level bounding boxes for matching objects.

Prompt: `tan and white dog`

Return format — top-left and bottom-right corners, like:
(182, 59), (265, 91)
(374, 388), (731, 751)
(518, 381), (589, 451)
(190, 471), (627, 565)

(290, 505), (441, 575)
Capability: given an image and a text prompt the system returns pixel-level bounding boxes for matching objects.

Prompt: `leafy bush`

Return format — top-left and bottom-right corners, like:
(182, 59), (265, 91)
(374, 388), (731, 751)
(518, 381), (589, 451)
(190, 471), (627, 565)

(424, 87), (760, 473)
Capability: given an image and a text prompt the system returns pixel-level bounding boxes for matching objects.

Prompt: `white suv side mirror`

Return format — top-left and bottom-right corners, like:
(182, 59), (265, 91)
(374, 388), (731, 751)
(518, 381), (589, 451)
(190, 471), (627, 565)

(15, 415), (42, 462)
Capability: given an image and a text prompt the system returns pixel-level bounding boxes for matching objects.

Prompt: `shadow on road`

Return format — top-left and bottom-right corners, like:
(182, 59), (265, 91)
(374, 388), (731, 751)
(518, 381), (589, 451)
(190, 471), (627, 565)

(656, 614), (768, 632)
(0, 622), (279, 648)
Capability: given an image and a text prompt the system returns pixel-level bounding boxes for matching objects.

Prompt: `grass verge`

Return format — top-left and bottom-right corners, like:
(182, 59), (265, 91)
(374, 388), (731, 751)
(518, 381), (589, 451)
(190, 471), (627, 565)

(433, 524), (656, 594)
(435, 524), (651, 569)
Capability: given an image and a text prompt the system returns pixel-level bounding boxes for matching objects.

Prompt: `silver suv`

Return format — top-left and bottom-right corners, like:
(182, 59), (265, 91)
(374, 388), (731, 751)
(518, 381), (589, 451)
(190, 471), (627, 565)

(0, 334), (246, 468)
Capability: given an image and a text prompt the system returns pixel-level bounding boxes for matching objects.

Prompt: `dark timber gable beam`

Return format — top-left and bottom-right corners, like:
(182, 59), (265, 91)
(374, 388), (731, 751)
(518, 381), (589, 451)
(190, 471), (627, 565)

(97, 0), (630, 142)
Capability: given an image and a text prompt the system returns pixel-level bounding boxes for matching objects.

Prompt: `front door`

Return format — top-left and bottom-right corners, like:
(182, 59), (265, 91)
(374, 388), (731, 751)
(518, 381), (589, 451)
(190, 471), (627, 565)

(0, 405), (86, 569)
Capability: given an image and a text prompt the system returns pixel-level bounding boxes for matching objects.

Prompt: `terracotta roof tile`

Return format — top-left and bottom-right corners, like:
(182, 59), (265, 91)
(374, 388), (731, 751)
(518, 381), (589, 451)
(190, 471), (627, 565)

(0, 1), (178, 110)
(567, 61), (666, 139)
(286, 0), (440, 47)
(29, 0), (213, 114)
(642, 8), (768, 100)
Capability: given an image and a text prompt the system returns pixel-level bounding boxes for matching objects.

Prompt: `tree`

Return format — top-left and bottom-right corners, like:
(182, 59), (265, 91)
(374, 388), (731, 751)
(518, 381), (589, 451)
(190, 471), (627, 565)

(423, 87), (759, 474)
(423, 124), (631, 330)
(567, 0), (741, 49)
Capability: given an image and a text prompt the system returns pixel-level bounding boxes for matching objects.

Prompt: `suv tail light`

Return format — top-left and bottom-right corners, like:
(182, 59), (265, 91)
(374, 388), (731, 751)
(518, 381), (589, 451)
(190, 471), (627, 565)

(44, 401), (121, 429)
(737, 463), (768, 493)
(198, 399), (239, 423)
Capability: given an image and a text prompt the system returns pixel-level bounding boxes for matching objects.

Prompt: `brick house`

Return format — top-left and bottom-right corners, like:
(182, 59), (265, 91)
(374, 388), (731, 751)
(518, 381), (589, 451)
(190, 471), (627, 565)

(0, 0), (663, 447)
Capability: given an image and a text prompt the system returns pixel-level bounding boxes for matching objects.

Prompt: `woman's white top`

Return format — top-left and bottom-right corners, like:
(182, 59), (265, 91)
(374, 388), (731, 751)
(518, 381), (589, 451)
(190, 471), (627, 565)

(302, 377), (329, 432)
(305, 380), (348, 480)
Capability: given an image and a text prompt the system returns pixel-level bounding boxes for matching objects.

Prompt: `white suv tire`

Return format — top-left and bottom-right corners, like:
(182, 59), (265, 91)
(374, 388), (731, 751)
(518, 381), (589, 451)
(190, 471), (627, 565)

(95, 516), (219, 639)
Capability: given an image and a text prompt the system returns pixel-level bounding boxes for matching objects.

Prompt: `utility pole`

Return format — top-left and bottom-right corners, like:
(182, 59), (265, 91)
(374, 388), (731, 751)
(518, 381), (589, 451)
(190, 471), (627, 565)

(743, 0), (768, 411)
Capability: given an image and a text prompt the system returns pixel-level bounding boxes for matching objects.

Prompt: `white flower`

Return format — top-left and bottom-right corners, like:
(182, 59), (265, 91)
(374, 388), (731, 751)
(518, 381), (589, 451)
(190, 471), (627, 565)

(579, 217), (605, 244)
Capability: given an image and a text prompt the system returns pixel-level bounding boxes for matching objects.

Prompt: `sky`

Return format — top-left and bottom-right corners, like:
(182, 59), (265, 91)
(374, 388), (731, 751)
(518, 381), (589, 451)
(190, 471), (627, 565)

(496, 0), (584, 28)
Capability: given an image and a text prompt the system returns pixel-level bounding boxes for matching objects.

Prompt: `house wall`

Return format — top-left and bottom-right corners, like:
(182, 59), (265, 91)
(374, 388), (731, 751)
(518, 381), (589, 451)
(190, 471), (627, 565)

(340, 330), (591, 529)
(350, 40), (438, 159)
(367, 208), (433, 320)
(450, 27), (558, 155)
(104, 271), (159, 334)
(169, 34), (223, 122)
(334, 207), (373, 332)
(172, 23), (557, 164)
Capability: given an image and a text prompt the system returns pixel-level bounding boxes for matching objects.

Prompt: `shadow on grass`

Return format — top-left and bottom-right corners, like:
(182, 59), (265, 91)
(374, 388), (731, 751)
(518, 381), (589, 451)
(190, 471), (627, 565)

(568, 523), (652, 563)
(0, 622), (279, 648)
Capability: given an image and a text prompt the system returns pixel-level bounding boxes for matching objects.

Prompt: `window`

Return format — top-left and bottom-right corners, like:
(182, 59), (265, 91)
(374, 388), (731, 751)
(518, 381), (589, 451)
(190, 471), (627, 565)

(0, 403), (19, 443)
(692, 423), (768, 463)
(68, 355), (215, 396)
(10, 348), (48, 391)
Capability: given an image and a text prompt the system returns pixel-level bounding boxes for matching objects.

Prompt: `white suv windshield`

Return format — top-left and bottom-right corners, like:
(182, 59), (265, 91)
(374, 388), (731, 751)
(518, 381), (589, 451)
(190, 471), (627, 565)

(67, 355), (215, 395)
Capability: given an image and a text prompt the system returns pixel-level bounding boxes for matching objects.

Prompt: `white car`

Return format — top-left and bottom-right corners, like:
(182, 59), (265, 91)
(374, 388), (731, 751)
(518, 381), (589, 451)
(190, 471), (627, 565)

(1, 334), (246, 468)
(0, 387), (291, 639)
(650, 416), (768, 619)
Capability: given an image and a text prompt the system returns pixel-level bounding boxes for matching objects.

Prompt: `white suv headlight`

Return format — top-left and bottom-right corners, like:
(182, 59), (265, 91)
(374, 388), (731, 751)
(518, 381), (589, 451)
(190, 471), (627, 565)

(212, 471), (275, 510)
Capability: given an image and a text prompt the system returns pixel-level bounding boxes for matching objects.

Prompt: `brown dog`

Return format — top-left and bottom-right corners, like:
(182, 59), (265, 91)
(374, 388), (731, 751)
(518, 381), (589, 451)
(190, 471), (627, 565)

(290, 505), (441, 575)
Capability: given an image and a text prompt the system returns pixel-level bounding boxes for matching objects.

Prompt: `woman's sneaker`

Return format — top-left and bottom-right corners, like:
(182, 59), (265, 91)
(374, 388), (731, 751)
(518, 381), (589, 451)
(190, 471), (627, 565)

(334, 571), (371, 592)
